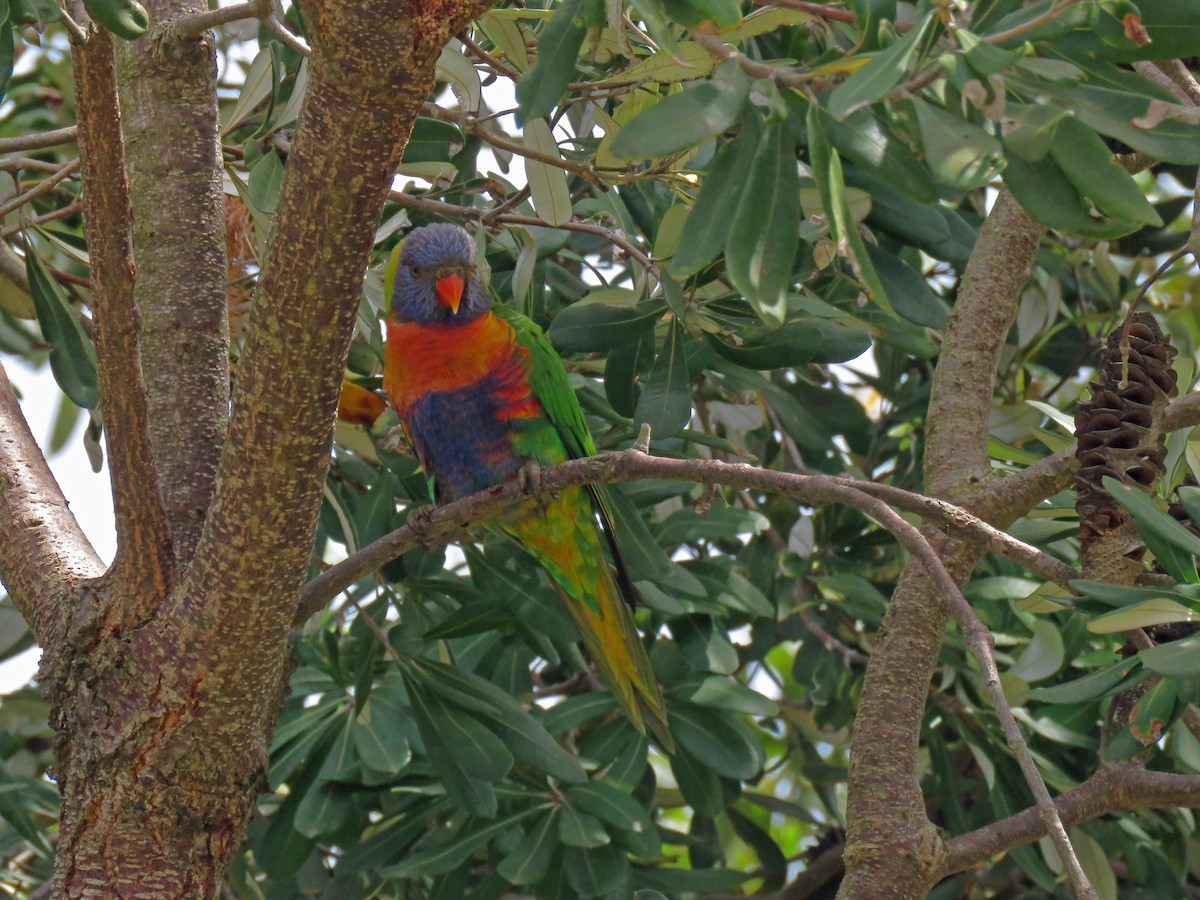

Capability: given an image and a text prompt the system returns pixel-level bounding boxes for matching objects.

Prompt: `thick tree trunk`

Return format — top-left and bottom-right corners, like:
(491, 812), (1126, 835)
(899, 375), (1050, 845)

(37, 0), (491, 893)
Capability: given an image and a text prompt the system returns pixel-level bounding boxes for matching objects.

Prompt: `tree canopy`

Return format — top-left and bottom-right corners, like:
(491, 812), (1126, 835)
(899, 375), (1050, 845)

(4, 0), (1200, 897)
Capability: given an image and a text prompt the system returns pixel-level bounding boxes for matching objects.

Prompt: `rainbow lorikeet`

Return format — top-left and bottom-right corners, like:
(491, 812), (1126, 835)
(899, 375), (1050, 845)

(383, 223), (672, 750)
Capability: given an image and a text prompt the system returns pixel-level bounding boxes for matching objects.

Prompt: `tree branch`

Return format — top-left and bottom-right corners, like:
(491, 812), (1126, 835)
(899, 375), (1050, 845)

(116, 0), (231, 568)
(940, 761), (1200, 877)
(0, 362), (105, 643)
(929, 191), (1046, 507)
(71, 25), (174, 600)
(0, 125), (78, 154)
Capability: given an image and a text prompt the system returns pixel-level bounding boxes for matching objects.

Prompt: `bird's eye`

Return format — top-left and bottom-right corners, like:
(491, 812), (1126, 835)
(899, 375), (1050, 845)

(408, 264), (420, 277)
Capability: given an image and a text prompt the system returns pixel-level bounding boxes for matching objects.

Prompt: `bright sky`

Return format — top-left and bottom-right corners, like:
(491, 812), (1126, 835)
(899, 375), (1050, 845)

(2, 362), (116, 689)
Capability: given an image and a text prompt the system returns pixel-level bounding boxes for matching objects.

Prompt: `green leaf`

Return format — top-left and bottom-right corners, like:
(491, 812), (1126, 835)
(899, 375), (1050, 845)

(548, 301), (663, 352)
(558, 800), (610, 847)
(724, 120), (800, 325)
(911, 98), (1003, 192)
(566, 781), (655, 835)
(670, 703), (764, 779)
(634, 321), (691, 436)
(657, 0), (741, 28)
(412, 660), (587, 783)
(1003, 102), (1071, 161)
(846, 168), (949, 246)
(686, 675), (780, 716)
(404, 117), (465, 164)
(1027, 658), (1145, 704)
(1004, 154), (1143, 239)
(436, 42), (482, 112)
(828, 11), (939, 119)
(610, 60), (751, 160)
(565, 842), (630, 897)
(865, 244), (945, 328)
(523, 118), (573, 227)
(407, 680), (510, 815)
(516, 0), (587, 123)
(1105, 476), (1200, 582)
(1008, 619), (1065, 683)
(1140, 633), (1200, 677)
(1089, 599), (1200, 634)
(384, 809), (538, 877)
(1048, 0), (1200, 62)
(0, 9), (14, 106)
(705, 317), (870, 369)
(353, 698), (412, 775)
(596, 41), (716, 85)
(25, 246), (99, 409)
(1049, 116), (1161, 225)
(498, 810), (559, 885)
(423, 601), (513, 640)
(672, 120), (760, 277)
(293, 782), (354, 839)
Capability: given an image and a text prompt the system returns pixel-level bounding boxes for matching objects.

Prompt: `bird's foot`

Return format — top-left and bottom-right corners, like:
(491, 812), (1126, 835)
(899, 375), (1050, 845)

(405, 504), (437, 549)
(518, 462), (543, 497)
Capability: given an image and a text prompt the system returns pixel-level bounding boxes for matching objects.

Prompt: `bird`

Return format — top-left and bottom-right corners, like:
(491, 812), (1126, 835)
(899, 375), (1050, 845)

(382, 222), (672, 751)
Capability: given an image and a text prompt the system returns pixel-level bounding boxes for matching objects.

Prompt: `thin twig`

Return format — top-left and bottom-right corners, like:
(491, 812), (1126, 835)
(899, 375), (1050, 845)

(0, 126), (78, 154)
(758, 0), (856, 22)
(164, 0), (270, 40)
(387, 188), (658, 275)
(0, 159), (80, 220)
(264, 14), (311, 56)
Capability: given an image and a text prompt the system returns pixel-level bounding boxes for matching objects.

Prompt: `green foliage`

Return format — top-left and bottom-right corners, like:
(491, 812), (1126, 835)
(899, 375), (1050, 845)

(7, 0), (1200, 895)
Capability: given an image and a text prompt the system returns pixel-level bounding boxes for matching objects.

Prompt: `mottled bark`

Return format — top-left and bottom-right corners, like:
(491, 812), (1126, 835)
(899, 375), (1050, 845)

(71, 26), (174, 604)
(0, 364), (104, 643)
(839, 194), (1045, 898)
(46, 0), (490, 894)
(115, 0), (229, 567)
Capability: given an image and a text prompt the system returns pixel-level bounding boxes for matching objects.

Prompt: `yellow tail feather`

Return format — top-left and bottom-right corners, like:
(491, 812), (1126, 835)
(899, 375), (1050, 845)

(557, 569), (674, 753)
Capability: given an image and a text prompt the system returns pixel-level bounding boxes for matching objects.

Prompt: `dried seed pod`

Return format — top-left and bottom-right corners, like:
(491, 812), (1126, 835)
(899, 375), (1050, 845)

(1075, 313), (1178, 583)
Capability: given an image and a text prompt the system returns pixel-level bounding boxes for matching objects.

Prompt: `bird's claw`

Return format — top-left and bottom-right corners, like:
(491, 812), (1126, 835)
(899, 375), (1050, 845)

(406, 504), (437, 549)
(518, 462), (543, 497)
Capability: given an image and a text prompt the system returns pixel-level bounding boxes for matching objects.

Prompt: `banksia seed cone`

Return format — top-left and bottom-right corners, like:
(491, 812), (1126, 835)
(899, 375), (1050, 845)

(1075, 313), (1178, 583)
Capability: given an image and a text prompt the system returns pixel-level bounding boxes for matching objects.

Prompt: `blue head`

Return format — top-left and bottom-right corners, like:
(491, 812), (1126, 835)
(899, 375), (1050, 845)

(391, 223), (490, 325)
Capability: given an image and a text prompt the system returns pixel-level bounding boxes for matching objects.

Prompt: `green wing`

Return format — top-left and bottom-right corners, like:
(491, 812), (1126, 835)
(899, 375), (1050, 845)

(494, 304), (642, 605)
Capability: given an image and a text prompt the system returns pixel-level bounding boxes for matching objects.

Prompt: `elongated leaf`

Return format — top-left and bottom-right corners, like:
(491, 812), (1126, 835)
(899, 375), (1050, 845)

(558, 800), (610, 847)
(498, 810), (559, 885)
(0, 7), (14, 106)
(1089, 599), (1200, 634)
(1004, 154), (1142, 239)
(1049, 116), (1161, 225)
(383, 809), (537, 877)
(26, 247), (98, 408)
(548, 300), (663, 352)
(567, 781), (655, 836)
(1027, 658), (1146, 704)
(565, 842), (630, 896)
(353, 698), (412, 775)
(671, 119), (760, 276)
(634, 321), (691, 436)
(1104, 476), (1200, 582)
(596, 41), (716, 85)
(436, 42), (482, 112)
(670, 703), (763, 779)
(828, 11), (939, 119)
(1140, 633), (1200, 677)
(725, 120), (799, 325)
(610, 60), (750, 160)
(911, 98), (1003, 192)
(412, 659), (587, 782)
(516, 0), (587, 122)
(1003, 102), (1071, 161)
(523, 118), (573, 226)
(403, 117), (465, 164)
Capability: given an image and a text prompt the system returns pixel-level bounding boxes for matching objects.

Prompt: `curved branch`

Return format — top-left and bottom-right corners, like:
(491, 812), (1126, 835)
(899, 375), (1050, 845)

(929, 191), (1045, 504)
(0, 363), (105, 643)
(941, 761), (1200, 877)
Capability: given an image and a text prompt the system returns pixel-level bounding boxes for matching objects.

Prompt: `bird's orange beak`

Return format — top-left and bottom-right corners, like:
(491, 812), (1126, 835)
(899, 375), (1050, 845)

(435, 273), (465, 314)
